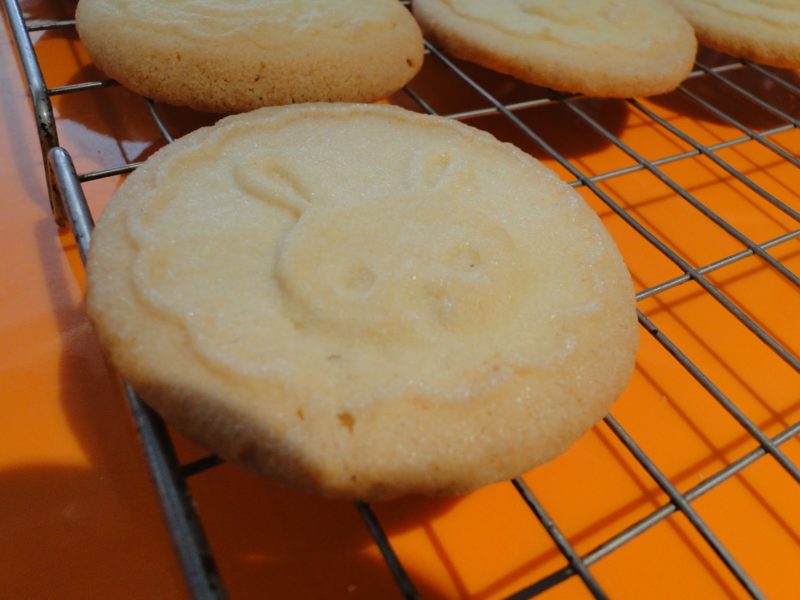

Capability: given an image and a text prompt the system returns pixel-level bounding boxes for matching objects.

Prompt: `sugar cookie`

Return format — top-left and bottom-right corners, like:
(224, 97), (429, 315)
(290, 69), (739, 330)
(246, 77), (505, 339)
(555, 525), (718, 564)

(86, 104), (638, 500)
(412, 0), (697, 97)
(668, 0), (800, 68)
(76, 0), (424, 112)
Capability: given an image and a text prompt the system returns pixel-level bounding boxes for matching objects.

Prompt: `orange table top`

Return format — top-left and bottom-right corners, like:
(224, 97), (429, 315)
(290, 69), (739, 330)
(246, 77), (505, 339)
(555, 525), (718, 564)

(2, 2), (799, 599)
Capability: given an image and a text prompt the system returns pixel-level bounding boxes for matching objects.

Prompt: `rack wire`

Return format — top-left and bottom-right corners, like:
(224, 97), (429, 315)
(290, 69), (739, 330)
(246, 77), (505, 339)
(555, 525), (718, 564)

(3, 0), (798, 598)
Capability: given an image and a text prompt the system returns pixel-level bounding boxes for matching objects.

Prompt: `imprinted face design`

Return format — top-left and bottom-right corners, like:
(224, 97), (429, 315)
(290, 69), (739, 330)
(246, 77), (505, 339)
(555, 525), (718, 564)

(123, 111), (616, 385)
(234, 151), (520, 341)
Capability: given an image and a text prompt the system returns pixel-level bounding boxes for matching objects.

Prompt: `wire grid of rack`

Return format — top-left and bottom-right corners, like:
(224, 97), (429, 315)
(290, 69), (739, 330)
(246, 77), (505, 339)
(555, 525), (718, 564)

(3, 0), (799, 598)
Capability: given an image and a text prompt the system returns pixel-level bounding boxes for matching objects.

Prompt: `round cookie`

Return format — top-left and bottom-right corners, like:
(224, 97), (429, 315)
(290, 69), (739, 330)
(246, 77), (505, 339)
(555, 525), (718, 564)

(412, 0), (697, 98)
(86, 103), (639, 500)
(668, 0), (800, 68)
(75, 0), (424, 113)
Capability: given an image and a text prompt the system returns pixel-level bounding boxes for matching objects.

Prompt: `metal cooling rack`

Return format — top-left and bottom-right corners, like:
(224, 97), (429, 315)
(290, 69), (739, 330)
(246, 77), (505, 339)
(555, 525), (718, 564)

(3, 0), (799, 598)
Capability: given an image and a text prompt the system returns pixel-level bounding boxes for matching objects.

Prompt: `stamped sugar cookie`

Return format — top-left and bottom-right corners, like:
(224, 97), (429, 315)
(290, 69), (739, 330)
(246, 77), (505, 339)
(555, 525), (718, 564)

(668, 0), (800, 68)
(86, 104), (638, 500)
(412, 0), (697, 97)
(75, 0), (423, 112)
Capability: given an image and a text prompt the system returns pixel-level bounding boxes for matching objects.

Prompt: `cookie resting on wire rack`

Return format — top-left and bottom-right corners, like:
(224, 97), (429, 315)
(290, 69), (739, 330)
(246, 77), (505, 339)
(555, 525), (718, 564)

(75, 0), (424, 113)
(668, 0), (800, 69)
(86, 103), (639, 501)
(412, 0), (697, 98)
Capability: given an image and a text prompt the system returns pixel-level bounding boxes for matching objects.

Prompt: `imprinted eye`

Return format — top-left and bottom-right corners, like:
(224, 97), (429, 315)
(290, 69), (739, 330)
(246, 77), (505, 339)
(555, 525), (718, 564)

(449, 245), (482, 271)
(343, 265), (376, 294)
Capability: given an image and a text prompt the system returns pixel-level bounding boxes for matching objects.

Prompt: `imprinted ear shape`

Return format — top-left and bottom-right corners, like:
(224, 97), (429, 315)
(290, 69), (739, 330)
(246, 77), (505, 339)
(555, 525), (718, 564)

(234, 158), (311, 217)
(235, 151), (467, 217)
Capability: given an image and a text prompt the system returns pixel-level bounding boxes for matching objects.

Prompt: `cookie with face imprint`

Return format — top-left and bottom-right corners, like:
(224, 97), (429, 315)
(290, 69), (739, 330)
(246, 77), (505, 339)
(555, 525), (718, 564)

(412, 0), (697, 97)
(86, 103), (638, 500)
(667, 0), (800, 68)
(75, 0), (424, 112)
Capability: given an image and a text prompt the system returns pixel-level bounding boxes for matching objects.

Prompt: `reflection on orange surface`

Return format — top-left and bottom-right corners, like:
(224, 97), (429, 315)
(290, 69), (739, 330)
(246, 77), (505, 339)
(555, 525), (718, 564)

(1, 1), (799, 598)
(0, 13), (187, 600)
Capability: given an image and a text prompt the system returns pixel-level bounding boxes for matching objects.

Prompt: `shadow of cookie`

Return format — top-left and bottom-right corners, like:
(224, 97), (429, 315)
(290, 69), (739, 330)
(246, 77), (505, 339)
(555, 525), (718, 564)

(647, 47), (800, 132)
(396, 54), (631, 161)
(180, 459), (460, 599)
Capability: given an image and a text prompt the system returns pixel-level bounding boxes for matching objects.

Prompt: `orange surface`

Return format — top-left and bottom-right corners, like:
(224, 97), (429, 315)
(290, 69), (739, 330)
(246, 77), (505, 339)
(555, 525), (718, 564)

(2, 2), (799, 599)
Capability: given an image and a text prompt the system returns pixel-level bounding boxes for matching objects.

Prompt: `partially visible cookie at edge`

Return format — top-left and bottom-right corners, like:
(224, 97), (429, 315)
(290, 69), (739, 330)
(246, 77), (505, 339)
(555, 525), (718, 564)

(668, 0), (800, 68)
(412, 0), (697, 98)
(75, 0), (424, 113)
(86, 103), (639, 501)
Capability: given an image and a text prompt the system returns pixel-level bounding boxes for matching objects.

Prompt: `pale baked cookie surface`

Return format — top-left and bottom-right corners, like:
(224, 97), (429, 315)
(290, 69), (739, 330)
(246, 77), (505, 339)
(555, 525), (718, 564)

(86, 104), (638, 500)
(668, 0), (800, 68)
(412, 0), (697, 97)
(75, 0), (423, 112)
